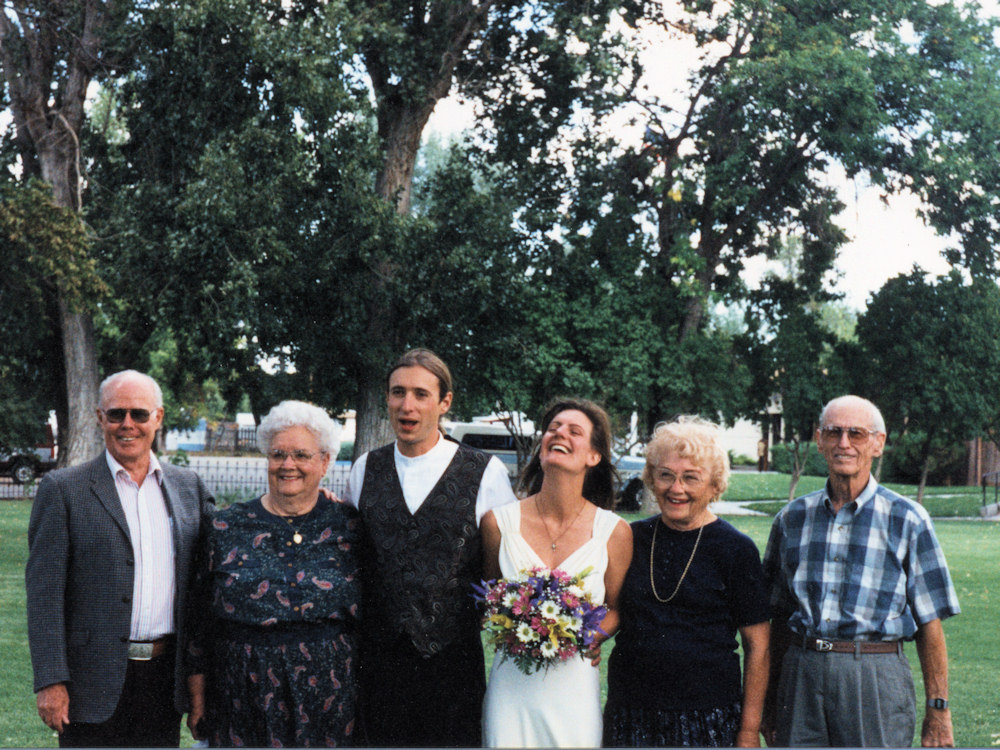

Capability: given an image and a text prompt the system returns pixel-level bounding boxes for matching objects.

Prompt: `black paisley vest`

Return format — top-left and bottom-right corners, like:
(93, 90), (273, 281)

(359, 440), (490, 657)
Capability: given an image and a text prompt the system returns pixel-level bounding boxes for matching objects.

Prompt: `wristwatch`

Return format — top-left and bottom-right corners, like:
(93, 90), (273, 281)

(927, 698), (949, 710)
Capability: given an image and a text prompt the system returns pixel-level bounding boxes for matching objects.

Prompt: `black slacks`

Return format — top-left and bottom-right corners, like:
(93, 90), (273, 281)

(59, 648), (181, 748)
(360, 632), (486, 747)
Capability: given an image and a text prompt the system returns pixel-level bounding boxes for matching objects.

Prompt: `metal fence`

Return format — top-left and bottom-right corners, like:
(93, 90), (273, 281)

(187, 458), (351, 503)
(0, 458), (352, 504)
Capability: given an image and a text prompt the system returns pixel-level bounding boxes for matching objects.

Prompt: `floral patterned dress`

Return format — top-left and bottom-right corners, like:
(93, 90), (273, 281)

(189, 496), (361, 747)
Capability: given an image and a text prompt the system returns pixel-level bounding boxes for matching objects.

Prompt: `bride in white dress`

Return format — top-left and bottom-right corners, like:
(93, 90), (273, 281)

(481, 399), (633, 748)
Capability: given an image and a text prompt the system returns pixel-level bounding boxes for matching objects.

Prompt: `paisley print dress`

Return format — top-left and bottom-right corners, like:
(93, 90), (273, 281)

(190, 496), (361, 747)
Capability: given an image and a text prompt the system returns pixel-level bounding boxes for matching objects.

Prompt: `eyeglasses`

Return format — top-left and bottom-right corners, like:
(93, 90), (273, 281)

(102, 408), (156, 424)
(819, 426), (879, 444)
(653, 469), (706, 490)
(267, 450), (324, 464)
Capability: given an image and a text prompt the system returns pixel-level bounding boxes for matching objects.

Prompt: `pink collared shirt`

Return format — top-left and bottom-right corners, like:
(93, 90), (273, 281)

(105, 450), (176, 640)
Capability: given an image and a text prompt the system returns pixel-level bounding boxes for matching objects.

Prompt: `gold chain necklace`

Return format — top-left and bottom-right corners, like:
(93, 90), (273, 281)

(649, 520), (703, 603)
(264, 495), (307, 544)
(534, 496), (587, 551)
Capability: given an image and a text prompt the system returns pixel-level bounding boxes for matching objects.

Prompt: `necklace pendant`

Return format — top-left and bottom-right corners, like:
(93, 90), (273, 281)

(551, 542), (557, 550)
(293, 532), (303, 544)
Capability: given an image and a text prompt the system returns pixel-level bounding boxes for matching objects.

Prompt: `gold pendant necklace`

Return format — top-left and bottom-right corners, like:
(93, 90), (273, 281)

(265, 496), (305, 544)
(649, 520), (703, 603)
(535, 496), (587, 551)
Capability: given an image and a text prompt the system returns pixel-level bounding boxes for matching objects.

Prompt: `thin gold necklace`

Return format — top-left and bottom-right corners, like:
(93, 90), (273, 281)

(534, 496), (587, 551)
(264, 495), (307, 544)
(649, 520), (703, 603)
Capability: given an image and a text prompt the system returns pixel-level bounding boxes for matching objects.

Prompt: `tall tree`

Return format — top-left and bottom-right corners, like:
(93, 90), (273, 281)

(856, 270), (1000, 502)
(0, 0), (122, 463)
(0, 180), (105, 448)
(84, 0), (645, 455)
(740, 233), (848, 499)
(572, 0), (1000, 367)
(344, 0), (644, 455)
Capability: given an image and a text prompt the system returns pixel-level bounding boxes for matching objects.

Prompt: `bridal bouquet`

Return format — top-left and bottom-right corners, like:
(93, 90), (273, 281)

(473, 566), (607, 675)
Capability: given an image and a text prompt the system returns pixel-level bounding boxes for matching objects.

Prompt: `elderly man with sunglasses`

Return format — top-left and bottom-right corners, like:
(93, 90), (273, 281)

(761, 395), (959, 748)
(26, 370), (213, 747)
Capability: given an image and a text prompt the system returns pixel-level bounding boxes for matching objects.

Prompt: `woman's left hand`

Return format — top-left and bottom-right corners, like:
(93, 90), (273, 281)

(735, 728), (761, 748)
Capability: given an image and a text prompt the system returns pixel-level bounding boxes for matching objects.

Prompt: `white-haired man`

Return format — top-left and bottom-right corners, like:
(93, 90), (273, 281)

(762, 395), (959, 747)
(26, 370), (213, 747)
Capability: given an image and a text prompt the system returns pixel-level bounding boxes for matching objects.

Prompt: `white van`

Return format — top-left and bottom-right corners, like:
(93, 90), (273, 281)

(444, 422), (529, 480)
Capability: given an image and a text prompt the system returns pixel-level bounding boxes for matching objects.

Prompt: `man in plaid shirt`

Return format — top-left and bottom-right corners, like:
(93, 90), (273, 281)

(761, 396), (960, 747)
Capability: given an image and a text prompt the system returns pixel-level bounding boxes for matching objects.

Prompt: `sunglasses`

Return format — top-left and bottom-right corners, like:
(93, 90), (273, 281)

(102, 408), (156, 424)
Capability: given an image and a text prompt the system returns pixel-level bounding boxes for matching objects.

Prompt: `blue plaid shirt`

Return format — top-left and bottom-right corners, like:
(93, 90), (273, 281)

(763, 476), (959, 641)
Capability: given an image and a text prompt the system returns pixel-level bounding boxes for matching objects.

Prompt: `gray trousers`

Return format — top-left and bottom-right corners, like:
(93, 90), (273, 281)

(774, 644), (916, 747)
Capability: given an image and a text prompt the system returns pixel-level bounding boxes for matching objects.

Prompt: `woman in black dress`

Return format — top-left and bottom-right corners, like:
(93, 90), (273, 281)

(603, 417), (770, 748)
(187, 400), (360, 747)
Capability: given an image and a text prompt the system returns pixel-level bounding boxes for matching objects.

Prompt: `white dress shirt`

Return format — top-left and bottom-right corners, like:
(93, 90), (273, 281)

(344, 433), (515, 524)
(106, 450), (176, 640)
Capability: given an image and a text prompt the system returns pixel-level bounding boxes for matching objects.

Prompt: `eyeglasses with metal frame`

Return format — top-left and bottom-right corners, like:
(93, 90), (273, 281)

(267, 450), (325, 464)
(818, 426), (879, 444)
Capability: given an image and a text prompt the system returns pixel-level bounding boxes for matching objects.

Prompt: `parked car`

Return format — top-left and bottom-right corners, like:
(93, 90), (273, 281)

(614, 455), (647, 512)
(445, 421), (530, 480)
(0, 422), (58, 484)
(0, 446), (56, 484)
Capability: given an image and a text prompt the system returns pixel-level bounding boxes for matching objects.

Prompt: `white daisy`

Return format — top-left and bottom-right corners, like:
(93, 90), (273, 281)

(539, 600), (561, 619)
(516, 623), (537, 643)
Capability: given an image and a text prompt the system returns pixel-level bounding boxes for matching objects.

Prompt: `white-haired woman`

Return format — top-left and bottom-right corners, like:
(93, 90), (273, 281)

(603, 417), (770, 748)
(187, 401), (361, 747)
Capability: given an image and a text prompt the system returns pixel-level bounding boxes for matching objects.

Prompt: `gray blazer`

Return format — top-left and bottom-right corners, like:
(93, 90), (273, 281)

(25, 453), (214, 723)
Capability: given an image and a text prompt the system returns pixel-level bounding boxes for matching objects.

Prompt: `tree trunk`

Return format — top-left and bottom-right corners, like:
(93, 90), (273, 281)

(917, 455), (930, 505)
(374, 101), (435, 215)
(38, 132), (102, 466)
(787, 439), (803, 502)
(352, 105), (438, 457)
(58, 299), (102, 465)
(353, 377), (395, 459)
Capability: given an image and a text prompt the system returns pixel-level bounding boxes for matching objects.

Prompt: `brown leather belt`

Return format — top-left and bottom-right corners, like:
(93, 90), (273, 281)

(801, 636), (902, 654)
(127, 636), (174, 661)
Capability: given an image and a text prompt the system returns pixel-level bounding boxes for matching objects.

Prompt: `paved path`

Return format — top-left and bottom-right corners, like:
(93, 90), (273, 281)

(714, 500), (768, 516)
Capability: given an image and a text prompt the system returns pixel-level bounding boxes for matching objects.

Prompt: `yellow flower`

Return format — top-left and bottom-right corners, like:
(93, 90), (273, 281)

(490, 614), (514, 629)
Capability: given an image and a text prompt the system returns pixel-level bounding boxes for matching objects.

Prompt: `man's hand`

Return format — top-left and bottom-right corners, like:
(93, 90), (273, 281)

(735, 727), (761, 748)
(187, 674), (206, 740)
(921, 708), (954, 747)
(37, 683), (69, 733)
(319, 487), (344, 503)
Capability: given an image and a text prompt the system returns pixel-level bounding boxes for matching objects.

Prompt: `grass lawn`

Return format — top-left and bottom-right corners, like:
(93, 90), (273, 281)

(3, 488), (997, 748)
(727, 471), (986, 518)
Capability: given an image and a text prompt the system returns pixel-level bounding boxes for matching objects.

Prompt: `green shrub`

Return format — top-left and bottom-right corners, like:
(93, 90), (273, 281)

(769, 442), (828, 476)
(878, 434), (966, 485)
(728, 451), (757, 467)
(168, 448), (191, 466)
(336, 441), (353, 461)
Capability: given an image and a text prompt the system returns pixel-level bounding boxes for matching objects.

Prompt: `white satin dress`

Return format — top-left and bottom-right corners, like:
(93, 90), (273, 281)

(482, 501), (620, 748)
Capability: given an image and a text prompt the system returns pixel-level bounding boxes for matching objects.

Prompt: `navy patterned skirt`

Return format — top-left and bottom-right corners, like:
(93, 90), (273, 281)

(602, 700), (742, 747)
(207, 621), (357, 747)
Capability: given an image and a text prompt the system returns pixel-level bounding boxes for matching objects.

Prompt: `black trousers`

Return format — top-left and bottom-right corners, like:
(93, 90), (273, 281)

(59, 649), (181, 748)
(360, 632), (486, 748)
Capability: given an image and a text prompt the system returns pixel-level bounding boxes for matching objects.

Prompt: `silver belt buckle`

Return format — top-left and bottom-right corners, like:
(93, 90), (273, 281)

(128, 641), (154, 660)
(815, 638), (834, 652)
